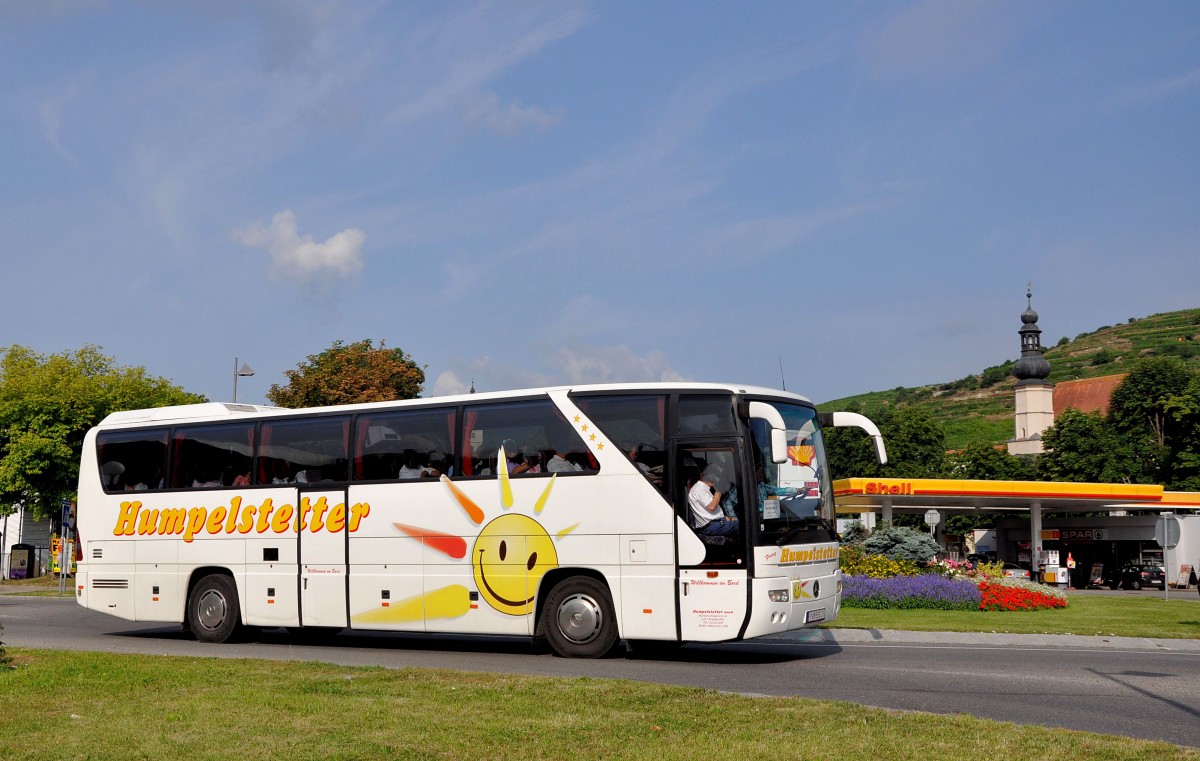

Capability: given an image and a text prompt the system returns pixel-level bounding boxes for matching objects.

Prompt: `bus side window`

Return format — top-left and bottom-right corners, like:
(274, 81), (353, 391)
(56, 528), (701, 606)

(572, 394), (666, 489)
(171, 423), (255, 488)
(96, 429), (170, 493)
(353, 408), (454, 482)
(260, 416), (350, 485)
(463, 398), (595, 478)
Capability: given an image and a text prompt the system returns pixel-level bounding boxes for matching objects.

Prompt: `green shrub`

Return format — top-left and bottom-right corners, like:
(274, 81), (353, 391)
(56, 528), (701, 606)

(839, 520), (869, 544)
(860, 523), (941, 563)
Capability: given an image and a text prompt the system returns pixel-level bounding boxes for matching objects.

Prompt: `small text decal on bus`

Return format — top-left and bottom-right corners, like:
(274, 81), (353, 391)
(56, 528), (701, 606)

(111, 496), (371, 543)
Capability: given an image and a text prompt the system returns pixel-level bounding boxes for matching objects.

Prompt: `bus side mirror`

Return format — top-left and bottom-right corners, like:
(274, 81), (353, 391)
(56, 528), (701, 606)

(748, 402), (790, 464)
(819, 411), (888, 465)
(770, 428), (788, 464)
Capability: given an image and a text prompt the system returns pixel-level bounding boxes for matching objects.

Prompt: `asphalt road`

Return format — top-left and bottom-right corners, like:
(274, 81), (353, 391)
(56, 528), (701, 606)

(3, 593), (1200, 749)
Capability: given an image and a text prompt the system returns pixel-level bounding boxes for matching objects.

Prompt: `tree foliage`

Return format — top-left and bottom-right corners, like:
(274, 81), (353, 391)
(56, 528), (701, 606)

(0, 345), (203, 518)
(945, 442), (1035, 481)
(267, 340), (425, 408)
(1038, 408), (1121, 482)
(825, 404), (946, 480)
(1038, 357), (1200, 489)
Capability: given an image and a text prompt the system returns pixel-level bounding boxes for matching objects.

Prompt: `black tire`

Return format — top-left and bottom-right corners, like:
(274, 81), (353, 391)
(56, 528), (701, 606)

(1129, 580), (1141, 590)
(1108, 582), (1119, 590)
(187, 574), (241, 643)
(538, 576), (618, 658)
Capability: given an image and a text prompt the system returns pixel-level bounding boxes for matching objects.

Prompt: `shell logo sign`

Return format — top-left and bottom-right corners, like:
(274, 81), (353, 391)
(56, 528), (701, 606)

(788, 444), (814, 466)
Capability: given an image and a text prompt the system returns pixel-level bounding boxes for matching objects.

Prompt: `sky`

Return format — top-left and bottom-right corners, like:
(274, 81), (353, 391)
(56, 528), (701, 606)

(2, 1), (1198, 406)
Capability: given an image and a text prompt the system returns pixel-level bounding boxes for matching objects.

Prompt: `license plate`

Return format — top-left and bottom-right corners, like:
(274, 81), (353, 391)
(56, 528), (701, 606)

(805, 608), (826, 623)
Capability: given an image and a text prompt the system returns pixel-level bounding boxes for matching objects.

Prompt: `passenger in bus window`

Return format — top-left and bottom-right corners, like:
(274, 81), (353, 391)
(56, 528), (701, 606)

(192, 466), (221, 488)
(626, 447), (661, 486)
(547, 445), (581, 473)
(524, 451), (543, 474)
(689, 468), (739, 537)
(130, 464), (163, 491)
(502, 440), (532, 475)
(399, 450), (439, 479)
(269, 459), (293, 484)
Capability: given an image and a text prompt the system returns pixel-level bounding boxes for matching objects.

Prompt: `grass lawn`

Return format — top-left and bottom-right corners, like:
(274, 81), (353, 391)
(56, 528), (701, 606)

(1, 650), (1196, 760)
(829, 594), (1200, 639)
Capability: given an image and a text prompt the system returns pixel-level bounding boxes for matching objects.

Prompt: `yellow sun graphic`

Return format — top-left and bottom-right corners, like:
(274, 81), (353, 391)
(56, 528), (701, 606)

(352, 445), (580, 624)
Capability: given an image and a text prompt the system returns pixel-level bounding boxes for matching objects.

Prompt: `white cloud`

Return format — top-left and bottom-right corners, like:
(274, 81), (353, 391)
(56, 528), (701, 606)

(427, 344), (684, 397)
(862, 0), (1026, 84)
(551, 344), (687, 385)
(1139, 66), (1200, 102)
(37, 80), (82, 163)
(459, 92), (564, 136)
(429, 370), (471, 397)
(235, 209), (365, 282)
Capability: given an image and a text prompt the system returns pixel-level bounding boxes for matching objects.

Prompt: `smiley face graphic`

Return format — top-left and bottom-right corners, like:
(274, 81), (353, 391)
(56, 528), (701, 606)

(353, 444), (584, 625)
(472, 513), (559, 616)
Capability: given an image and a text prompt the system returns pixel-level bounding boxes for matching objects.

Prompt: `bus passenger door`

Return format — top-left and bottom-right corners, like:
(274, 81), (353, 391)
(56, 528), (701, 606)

(299, 488), (348, 628)
(674, 441), (749, 642)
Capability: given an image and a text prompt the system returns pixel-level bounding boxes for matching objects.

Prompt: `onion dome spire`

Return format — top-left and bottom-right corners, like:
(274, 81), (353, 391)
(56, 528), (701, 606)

(1013, 284), (1051, 385)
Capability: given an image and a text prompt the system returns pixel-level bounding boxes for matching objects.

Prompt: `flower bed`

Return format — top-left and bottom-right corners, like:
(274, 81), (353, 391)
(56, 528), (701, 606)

(978, 578), (1068, 611)
(842, 574), (981, 610)
(842, 574), (1069, 611)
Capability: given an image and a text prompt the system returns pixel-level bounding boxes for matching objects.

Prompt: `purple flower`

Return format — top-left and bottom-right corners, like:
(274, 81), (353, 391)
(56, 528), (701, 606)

(843, 574), (981, 610)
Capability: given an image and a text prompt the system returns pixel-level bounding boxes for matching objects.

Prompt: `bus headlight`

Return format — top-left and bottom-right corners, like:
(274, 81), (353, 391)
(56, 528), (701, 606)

(768, 589), (789, 603)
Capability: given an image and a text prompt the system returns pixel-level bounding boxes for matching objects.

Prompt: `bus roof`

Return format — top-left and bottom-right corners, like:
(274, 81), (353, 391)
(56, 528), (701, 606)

(96, 382), (813, 428)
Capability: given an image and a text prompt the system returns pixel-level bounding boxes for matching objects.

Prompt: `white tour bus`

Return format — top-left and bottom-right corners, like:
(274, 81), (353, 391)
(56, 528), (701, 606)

(75, 383), (885, 658)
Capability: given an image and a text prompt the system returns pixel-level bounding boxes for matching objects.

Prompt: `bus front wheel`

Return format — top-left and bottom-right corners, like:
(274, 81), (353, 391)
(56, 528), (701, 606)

(187, 574), (241, 643)
(539, 577), (618, 658)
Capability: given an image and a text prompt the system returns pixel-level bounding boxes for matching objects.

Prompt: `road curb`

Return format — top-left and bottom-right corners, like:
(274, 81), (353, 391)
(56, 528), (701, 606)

(775, 627), (1200, 652)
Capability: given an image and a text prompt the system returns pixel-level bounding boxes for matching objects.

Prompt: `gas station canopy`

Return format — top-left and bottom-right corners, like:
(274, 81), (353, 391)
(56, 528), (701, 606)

(833, 478), (1200, 515)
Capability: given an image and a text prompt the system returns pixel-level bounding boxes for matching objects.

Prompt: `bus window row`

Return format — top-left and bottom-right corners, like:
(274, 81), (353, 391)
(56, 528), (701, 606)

(95, 398), (590, 493)
(95, 392), (727, 494)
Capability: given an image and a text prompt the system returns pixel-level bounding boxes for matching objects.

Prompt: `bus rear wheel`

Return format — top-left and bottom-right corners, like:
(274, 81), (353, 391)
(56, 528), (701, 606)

(187, 574), (241, 643)
(539, 577), (617, 658)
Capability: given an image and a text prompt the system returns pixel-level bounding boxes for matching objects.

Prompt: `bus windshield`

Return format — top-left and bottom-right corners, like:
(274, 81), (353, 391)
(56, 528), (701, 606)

(748, 402), (836, 546)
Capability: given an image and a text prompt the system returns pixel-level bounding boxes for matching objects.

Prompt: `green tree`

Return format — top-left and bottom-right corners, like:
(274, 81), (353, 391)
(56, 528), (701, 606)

(825, 404), (946, 480)
(1163, 373), (1200, 490)
(0, 345), (203, 519)
(267, 340), (425, 408)
(1106, 357), (1192, 484)
(1038, 408), (1125, 483)
(945, 442), (1035, 481)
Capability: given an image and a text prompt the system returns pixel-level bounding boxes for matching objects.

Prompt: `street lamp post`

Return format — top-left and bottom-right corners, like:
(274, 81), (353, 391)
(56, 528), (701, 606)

(233, 358), (255, 403)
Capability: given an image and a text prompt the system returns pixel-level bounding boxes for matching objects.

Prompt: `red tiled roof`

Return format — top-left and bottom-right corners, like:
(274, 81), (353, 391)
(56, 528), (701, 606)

(1053, 373), (1126, 416)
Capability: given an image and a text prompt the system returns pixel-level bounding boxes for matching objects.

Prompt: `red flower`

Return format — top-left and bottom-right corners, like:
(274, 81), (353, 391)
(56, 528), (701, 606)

(977, 581), (1066, 611)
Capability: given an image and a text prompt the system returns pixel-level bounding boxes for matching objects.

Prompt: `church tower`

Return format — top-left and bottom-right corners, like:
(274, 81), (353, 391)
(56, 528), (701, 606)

(1007, 286), (1054, 455)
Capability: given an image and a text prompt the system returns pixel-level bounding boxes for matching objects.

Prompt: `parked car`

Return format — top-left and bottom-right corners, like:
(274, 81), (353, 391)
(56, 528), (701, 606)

(1001, 563), (1030, 580)
(1103, 563), (1165, 590)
